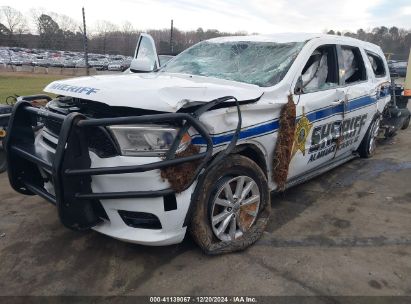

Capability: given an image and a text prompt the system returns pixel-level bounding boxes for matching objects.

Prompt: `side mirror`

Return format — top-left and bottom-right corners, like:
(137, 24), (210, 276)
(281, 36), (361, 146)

(294, 75), (304, 95)
(130, 58), (155, 73)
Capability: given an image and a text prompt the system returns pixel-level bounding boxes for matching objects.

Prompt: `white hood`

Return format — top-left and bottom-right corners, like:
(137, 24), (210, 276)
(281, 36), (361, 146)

(44, 72), (264, 112)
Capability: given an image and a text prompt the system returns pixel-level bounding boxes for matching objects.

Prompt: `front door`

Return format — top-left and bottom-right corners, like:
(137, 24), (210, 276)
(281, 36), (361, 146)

(287, 44), (345, 179)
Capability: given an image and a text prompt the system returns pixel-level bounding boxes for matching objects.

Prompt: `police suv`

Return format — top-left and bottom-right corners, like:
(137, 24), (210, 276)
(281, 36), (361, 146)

(5, 33), (393, 254)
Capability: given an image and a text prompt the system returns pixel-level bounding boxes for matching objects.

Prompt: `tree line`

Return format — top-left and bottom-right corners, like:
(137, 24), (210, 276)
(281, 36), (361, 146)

(0, 5), (410, 59)
(327, 28), (411, 60)
(0, 6), (242, 55)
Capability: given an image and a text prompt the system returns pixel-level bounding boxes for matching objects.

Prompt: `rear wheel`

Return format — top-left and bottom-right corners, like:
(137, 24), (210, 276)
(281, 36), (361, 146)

(401, 114), (410, 130)
(358, 115), (380, 158)
(189, 154), (271, 255)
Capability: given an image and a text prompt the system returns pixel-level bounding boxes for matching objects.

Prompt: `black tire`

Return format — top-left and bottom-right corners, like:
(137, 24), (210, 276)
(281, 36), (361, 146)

(358, 115), (380, 158)
(401, 115), (410, 130)
(384, 128), (397, 138)
(189, 154), (271, 255)
(0, 140), (6, 174)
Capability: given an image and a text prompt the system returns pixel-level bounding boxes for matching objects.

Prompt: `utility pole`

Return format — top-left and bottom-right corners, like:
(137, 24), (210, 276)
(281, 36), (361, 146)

(170, 19), (174, 54)
(82, 7), (90, 76)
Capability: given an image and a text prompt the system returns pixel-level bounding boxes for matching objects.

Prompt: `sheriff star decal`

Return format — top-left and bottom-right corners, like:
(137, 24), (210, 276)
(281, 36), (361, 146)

(291, 109), (312, 158)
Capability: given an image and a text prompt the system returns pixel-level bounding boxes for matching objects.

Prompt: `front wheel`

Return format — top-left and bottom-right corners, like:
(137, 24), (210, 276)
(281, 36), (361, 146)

(189, 154), (271, 255)
(0, 139), (6, 173)
(358, 115), (380, 158)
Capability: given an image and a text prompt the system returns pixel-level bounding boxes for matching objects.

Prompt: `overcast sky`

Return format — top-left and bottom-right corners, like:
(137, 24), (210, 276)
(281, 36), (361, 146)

(4, 0), (411, 34)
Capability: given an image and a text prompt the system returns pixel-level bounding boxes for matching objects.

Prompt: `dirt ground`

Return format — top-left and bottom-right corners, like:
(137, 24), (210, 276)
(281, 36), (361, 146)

(0, 125), (410, 297)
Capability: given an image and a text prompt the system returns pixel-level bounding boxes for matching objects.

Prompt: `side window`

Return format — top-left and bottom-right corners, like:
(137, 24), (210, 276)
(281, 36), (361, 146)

(301, 45), (338, 93)
(340, 46), (367, 84)
(366, 51), (386, 77)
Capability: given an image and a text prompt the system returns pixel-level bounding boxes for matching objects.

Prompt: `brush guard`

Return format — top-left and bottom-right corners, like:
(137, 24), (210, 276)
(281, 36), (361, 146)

(0, 105), (12, 173)
(5, 100), (217, 230)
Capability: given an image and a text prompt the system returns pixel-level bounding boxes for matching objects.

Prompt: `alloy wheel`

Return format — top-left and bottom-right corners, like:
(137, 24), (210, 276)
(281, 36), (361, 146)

(210, 176), (261, 242)
(369, 117), (380, 154)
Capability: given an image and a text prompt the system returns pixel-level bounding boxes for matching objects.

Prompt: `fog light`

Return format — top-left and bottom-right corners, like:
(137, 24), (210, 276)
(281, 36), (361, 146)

(118, 210), (162, 229)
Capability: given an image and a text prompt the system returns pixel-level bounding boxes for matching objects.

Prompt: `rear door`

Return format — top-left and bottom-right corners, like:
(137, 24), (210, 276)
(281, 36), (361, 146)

(333, 45), (374, 157)
(287, 44), (344, 178)
(365, 50), (391, 114)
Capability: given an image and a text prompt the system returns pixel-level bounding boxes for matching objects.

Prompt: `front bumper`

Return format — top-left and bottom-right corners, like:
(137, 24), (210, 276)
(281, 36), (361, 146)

(5, 101), (213, 237)
(87, 152), (197, 245)
(91, 183), (197, 245)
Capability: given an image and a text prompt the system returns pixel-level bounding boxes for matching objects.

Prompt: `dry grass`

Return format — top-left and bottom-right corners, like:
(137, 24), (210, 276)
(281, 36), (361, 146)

(0, 72), (72, 103)
(160, 145), (201, 193)
(272, 95), (296, 191)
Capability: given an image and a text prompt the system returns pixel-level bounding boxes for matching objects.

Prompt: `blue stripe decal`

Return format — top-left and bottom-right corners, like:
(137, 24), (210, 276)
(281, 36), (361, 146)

(192, 120), (279, 145)
(306, 103), (345, 122)
(192, 95), (376, 146)
(348, 96), (376, 111)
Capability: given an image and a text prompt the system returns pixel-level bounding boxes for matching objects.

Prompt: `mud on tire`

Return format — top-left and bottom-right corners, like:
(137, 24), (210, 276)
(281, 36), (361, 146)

(189, 154), (271, 255)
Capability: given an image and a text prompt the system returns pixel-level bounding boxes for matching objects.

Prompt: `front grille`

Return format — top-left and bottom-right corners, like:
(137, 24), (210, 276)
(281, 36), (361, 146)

(42, 114), (118, 158)
(42, 134), (58, 149)
(44, 116), (62, 136)
(85, 126), (119, 158)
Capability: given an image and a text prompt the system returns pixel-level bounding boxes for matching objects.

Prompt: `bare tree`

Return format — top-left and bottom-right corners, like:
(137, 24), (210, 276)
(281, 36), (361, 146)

(1, 6), (27, 34)
(122, 21), (134, 33)
(51, 12), (79, 33)
(122, 21), (137, 55)
(94, 20), (118, 53)
(29, 7), (46, 35)
(0, 6), (28, 45)
(94, 20), (117, 35)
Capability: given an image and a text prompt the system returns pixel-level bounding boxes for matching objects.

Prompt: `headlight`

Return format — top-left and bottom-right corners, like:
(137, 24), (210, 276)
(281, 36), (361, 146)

(108, 124), (191, 156)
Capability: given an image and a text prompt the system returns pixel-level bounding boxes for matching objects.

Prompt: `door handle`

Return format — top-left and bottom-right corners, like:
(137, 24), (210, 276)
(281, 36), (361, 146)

(335, 89), (347, 103)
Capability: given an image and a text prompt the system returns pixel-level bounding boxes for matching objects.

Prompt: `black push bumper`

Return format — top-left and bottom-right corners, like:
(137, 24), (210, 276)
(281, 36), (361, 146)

(0, 104), (13, 172)
(5, 100), (214, 230)
(0, 104), (13, 128)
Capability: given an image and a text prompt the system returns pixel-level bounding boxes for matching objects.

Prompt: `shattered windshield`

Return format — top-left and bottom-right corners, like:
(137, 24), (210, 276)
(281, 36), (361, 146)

(161, 41), (305, 87)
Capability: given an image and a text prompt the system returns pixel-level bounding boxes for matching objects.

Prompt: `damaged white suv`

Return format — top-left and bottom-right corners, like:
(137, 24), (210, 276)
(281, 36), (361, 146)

(5, 33), (391, 254)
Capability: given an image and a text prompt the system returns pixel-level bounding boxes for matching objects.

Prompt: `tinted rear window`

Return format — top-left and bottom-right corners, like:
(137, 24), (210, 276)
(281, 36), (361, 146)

(366, 51), (386, 77)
